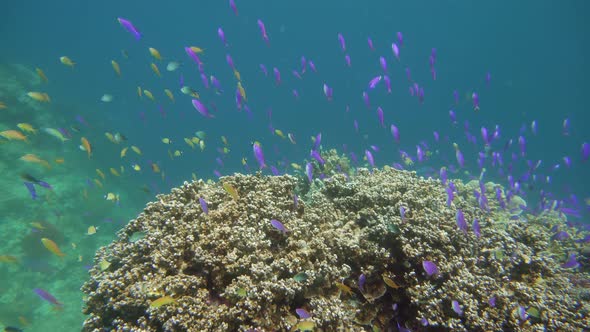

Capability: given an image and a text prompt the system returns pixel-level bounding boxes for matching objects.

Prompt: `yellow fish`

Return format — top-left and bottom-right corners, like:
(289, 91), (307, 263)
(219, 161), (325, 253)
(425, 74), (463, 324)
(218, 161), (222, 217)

(36, 67), (48, 82)
(221, 136), (228, 145)
(111, 60), (121, 76)
(59, 56), (75, 67)
(162, 138), (172, 144)
(150, 296), (176, 308)
(131, 146), (142, 155)
(109, 167), (120, 177)
(335, 281), (353, 296)
(0, 255), (18, 263)
(1, 129), (28, 142)
(20, 154), (51, 169)
(164, 89), (175, 102)
(291, 163), (301, 170)
(54, 157), (65, 164)
(222, 182), (239, 201)
(144, 90), (155, 101)
(137, 86), (143, 98)
(96, 169), (106, 180)
(0, 101), (6, 109)
(105, 132), (117, 144)
(191, 137), (200, 144)
(87, 226), (97, 235)
(149, 47), (162, 60)
(237, 81), (247, 100)
(382, 275), (401, 289)
(120, 146), (129, 158)
(184, 138), (195, 149)
(93, 179), (103, 188)
(27, 91), (51, 103)
(105, 192), (120, 203)
(81, 137), (92, 158)
(150, 63), (161, 77)
(41, 238), (66, 257)
(173, 150), (183, 157)
(233, 69), (241, 81)
(17, 123), (37, 134)
(30, 222), (46, 230)
(151, 162), (160, 173)
(189, 46), (204, 54)
(274, 129), (286, 139)
(99, 259), (111, 271)
(199, 140), (205, 151)
(131, 163), (141, 171)
(44, 128), (68, 142)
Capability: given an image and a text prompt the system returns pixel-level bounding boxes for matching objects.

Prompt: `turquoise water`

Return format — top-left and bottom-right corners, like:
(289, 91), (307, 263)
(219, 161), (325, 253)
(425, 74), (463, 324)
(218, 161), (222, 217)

(0, 0), (588, 330)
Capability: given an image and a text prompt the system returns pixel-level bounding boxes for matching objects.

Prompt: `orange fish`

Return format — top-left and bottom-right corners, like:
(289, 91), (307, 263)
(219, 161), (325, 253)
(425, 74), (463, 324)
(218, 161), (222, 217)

(20, 154), (51, 169)
(0, 129), (28, 141)
(54, 158), (65, 164)
(81, 137), (92, 158)
(41, 238), (66, 257)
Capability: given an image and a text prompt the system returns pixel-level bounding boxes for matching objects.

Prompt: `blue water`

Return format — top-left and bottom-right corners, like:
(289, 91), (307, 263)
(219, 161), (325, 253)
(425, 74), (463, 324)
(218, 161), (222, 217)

(0, 0), (588, 330)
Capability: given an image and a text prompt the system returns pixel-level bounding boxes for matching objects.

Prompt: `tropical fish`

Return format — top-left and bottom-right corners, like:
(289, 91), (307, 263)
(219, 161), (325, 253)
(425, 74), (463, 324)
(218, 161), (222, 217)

(150, 295), (175, 308)
(270, 219), (287, 233)
(335, 281), (353, 295)
(44, 128), (68, 142)
(0, 255), (18, 263)
(81, 137), (92, 158)
(131, 163), (141, 171)
(87, 226), (97, 235)
(111, 60), (121, 76)
(0, 101), (6, 109)
(20, 154), (51, 169)
(33, 288), (63, 306)
(41, 238), (65, 257)
(131, 146), (142, 155)
(117, 17), (141, 40)
(164, 89), (175, 102)
(1, 129), (27, 141)
(252, 142), (266, 169)
(120, 146), (129, 158)
(27, 91), (51, 102)
(162, 138), (172, 144)
(144, 90), (155, 101)
(181, 86), (200, 99)
(17, 123), (37, 134)
(96, 169), (106, 180)
(190, 46), (204, 54)
(166, 61), (180, 71)
(222, 182), (239, 201)
(150, 63), (161, 77)
(149, 47), (162, 60)
(192, 99), (211, 118)
(23, 182), (36, 199)
(36, 67), (48, 82)
(109, 167), (120, 177)
(59, 56), (75, 67)
(105, 192), (120, 203)
(101, 94), (113, 102)
(237, 81), (247, 101)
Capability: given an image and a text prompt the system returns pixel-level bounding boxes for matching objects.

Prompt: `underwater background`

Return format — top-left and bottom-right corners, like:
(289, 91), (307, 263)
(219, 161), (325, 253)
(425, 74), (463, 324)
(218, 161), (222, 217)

(0, 0), (588, 331)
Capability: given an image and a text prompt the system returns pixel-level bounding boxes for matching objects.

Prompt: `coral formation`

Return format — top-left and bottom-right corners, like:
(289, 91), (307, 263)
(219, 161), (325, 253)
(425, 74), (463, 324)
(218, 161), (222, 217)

(82, 163), (589, 331)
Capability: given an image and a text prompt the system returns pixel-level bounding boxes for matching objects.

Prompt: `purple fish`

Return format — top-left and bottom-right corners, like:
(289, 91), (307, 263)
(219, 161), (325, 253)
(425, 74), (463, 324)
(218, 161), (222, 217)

(323, 83), (333, 101)
(455, 148), (465, 168)
(192, 99), (212, 118)
(383, 75), (391, 93)
(368, 75), (382, 89)
(337, 33), (346, 51)
(259, 63), (268, 76)
(488, 296), (496, 307)
(252, 142), (266, 169)
(34, 288), (62, 306)
(199, 197), (208, 215)
(518, 136), (526, 156)
(473, 219), (481, 238)
(456, 209), (467, 234)
(270, 219), (287, 233)
(229, 0), (238, 15)
(305, 162), (313, 183)
(422, 260), (439, 277)
(400, 206), (406, 222)
(312, 133), (322, 151)
(218, 27), (227, 46)
(440, 167), (448, 185)
(293, 194), (299, 209)
(24, 182), (37, 199)
(452, 300), (463, 316)
(377, 107), (384, 127)
(392, 42), (400, 60)
(273, 67), (281, 85)
(295, 308), (311, 319)
(358, 273), (366, 292)
(396, 31), (403, 46)
(391, 124), (400, 142)
(362, 91), (370, 108)
(257, 19), (269, 45)
(472, 92), (480, 111)
(518, 306), (528, 321)
(308, 60), (317, 72)
(185, 47), (202, 65)
(379, 56), (387, 72)
(446, 187), (454, 207)
(344, 54), (351, 67)
(310, 150), (325, 165)
(367, 37), (375, 50)
(365, 150), (375, 169)
(581, 142), (589, 162)
(563, 118), (570, 136)
(561, 253), (580, 268)
(117, 17), (141, 40)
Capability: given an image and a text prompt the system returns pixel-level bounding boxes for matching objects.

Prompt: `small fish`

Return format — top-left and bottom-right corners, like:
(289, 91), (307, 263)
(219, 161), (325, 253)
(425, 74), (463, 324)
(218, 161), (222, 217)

(161, 138), (172, 144)
(41, 238), (65, 257)
(472, 92), (480, 111)
(164, 89), (175, 102)
(561, 253), (580, 269)
(382, 275), (401, 289)
(252, 142), (266, 169)
(111, 60), (121, 76)
(117, 17), (141, 40)
(109, 167), (120, 177)
(149, 47), (162, 60)
(120, 147), (129, 158)
(0, 255), (18, 263)
(456, 209), (468, 234)
(33, 288), (62, 306)
(151, 63), (161, 77)
(166, 61), (181, 71)
(87, 226), (97, 235)
(23, 182), (37, 199)
(295, 308), (311, 319)
(335, 281), (353, 296)
(1, 130), (28, 142)
(17, 123), (37, 134)
(257, 19), (269, 45)
(192, 99), (212, 118)
(305, 162), (313, 183)
(101, 94), (113, 102)
(59, 56), (75, 67)
(36, 67), (48, 82)
(81, 137), (92, 158)
(43, 128), (67, 142)
(150, 295), (176, 308)
(144, 90), (155, 101)
(223, 182), (239, 201)
(199, 197), (208, 214)
(270, 219), (287, 233)
(452, 300), (463, 316)
(131, 146), (142, 155)
(27, 91), (51, 102)
(337, 33), (346, 51)
(422, 260), (439, 277)
(105, 192), (120, 203)
(20, 154), (51, 169)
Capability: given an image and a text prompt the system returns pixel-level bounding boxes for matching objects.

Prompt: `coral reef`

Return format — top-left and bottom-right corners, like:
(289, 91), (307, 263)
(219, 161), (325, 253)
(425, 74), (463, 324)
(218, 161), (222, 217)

(82, 165), (589, 331)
